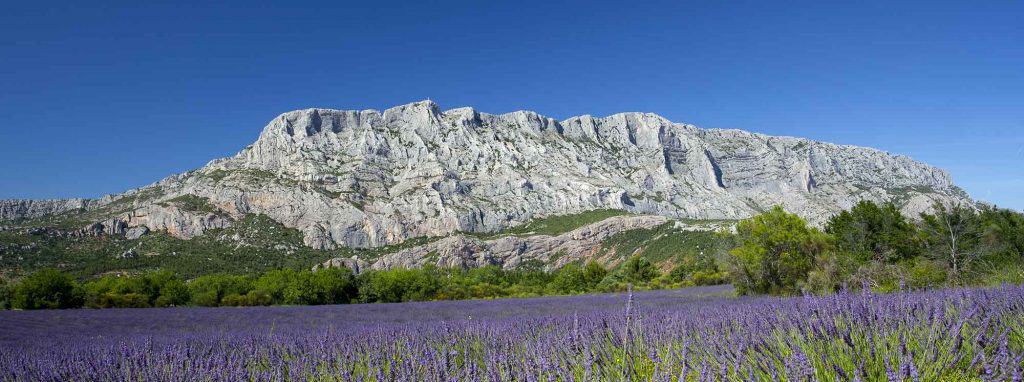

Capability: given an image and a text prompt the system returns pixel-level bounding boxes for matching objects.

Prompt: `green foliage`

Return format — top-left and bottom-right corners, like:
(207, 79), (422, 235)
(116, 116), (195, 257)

(0, 279), (11, 309)
(583, 262), (608, 289)
(550, 263), (588, 294)
(188, 274), (254, 307)
(5, 200), (1023, 307)
(307, 267), (358, 305)
(83, 270), (190, 308)
(599, 223), (730, 266)
(502, 209), (628, 236)
(11, 269), (84, 309)
(728, 206), (831, 295)
(826, 200), (920, 262)
(803, 251), (858, 294)
(919, 203), (983, 283)
(688, 269), (728, 286)
(0, 213), (343, 280)
(665, 248), (723, 285)
(253, 267), (356, 305)
(620, 255), (659, 283)
(979, 205), (1024, 260)
(357, 267), (442, 303)
(159, 194), (218, 214)
(905, 257), (949, 289)
(807, 203), (1024, 293)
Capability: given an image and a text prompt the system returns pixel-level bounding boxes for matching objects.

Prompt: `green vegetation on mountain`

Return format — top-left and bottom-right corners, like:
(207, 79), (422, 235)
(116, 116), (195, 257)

(158, 194), (218, 214)
(598, 222), (732, 265)
(498, 209), (629, 236)
(0, 213), (342, 279)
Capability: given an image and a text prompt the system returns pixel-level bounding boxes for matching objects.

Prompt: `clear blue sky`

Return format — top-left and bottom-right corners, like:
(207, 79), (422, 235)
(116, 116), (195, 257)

(1, 1), (1021, 210)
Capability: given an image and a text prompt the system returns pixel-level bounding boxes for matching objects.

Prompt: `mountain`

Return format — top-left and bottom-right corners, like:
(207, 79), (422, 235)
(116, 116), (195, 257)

(0, 100), (970, 276)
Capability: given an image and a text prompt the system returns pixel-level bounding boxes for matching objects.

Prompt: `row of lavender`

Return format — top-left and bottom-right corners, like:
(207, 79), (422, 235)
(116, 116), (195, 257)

(1, 284), (1022, 381)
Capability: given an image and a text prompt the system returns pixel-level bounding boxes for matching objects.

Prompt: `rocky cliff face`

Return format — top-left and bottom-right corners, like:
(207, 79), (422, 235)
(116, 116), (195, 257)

(0, 100), (969, 250)
(0, 199), (105, 221)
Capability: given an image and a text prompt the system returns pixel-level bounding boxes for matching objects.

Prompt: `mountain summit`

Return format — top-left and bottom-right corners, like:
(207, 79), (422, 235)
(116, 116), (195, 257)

(1, 100), (968, 250)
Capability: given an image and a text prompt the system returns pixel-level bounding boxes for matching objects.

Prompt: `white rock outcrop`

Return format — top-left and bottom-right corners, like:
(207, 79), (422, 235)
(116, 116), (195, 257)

(0, 199), (104, 221)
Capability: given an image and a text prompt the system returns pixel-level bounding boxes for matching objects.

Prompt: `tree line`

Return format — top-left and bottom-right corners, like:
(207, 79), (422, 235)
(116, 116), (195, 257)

(1, 200), (1021, 309)
(728, 202), (1024, 295)
(0, 253), (726, 309)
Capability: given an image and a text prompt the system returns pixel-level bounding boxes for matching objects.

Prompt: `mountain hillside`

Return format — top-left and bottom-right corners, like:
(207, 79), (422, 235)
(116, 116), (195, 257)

(0, 100), (971, 276)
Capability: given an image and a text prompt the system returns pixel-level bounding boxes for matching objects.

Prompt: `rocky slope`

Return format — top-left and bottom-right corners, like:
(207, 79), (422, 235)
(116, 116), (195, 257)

(1, 100), (970, 252)
(0, 199), (106, 221)
(316, 215), (735, 273)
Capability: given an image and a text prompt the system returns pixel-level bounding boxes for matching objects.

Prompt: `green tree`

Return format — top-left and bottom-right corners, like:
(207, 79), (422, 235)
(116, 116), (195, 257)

(0, 279), (11, 309)
(621, 255), (659, 283)
(11, 269), (84, 309)
(83, 275), (141, 308)
(307, 267), (357, 304)
(254, 269), (308, 305)
(84, 271), (191, 308)
(978, 206), (1024, 260)
(920, 203), (982, 284)
(188, 274), (253, 307)
(140, 270), (190, 306)
(550, 263), (588, 294)
(151, 274), (190, 307)
(826, 200), (920, 262)
(728, 206), (831, 295)
(357, 267), (441, 303)
(582, 262), (607, 290)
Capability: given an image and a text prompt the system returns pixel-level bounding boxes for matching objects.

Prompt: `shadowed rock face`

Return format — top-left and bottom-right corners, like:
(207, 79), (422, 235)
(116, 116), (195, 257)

(0, 100), (969, 250)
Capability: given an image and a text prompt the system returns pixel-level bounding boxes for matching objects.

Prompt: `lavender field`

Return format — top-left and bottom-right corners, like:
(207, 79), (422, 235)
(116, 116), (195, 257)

(1, 284), (1023, 381)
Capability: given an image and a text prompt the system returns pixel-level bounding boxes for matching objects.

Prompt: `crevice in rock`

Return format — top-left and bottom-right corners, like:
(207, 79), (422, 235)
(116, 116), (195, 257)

(306, 109), (323, 135)
(704, 150), (725, 188)
(662, 149), (675, 175)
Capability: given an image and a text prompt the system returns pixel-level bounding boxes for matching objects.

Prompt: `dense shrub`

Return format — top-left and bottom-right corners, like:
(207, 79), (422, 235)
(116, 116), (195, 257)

(0, 279), (11, 309)
(549, 263), (588, 294)
(11, 269), (84, 309)
(620, 255), (658, 283)
(728, 206), (831, 295)
(84, 270), (190, 308)
(826, 200), (920, 262)
(188, 274), (254, 307)
(357, 267), (442, 303)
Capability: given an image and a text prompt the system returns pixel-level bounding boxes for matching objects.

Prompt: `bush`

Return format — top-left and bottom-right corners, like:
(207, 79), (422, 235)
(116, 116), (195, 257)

(919, 203), (983, 283)
(689, 270), (728, 286)
(254, 269), (307, 305)
(11, 269), (84, 309)
(905, 258), (948, 289)
(728, 206), (831, 295)
(306, 267), (357, 305)
(220, 290), (272, 307)
(826, 200), (920, 262)
(357, 267), (441, 303)
(803, 251), (858, 294)
(84, 271), (191, 308)
(188, 274), (253, 307)
(0, 279), (11, 309)
(582, 262), (607, 290)
(620, 255), (659, 283)
(550, 263), (588, 294)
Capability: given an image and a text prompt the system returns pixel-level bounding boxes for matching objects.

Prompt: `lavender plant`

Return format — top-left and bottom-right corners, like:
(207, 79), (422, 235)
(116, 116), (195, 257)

(1, 284), (1021, 381)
